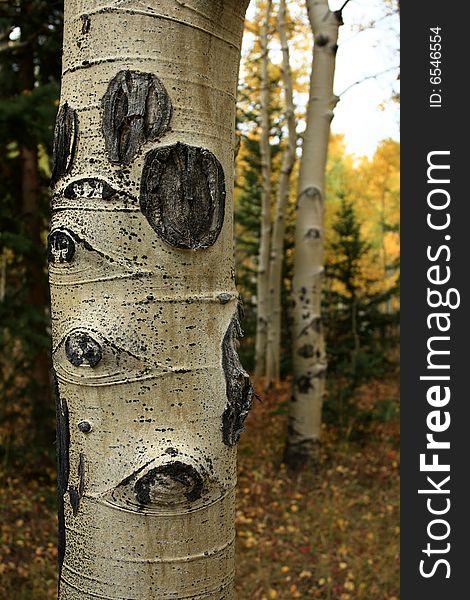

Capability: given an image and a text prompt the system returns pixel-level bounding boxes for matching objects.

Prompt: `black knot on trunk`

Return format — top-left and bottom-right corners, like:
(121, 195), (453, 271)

(65, 331), (102, 367)
(134, 461), (204, 506)
(140, 143), (226, 249)
(315, 33), (329, 47)
(78, 421), (92, 433)
(81, 14), (91, 34)
(102, 70), (172, 165)
(48, 230), (75, 263)
(64, 178), (117, 200)
(298, 344), (314, 358)
(51, 103), (78, 187)
(295, 374), (314, 394)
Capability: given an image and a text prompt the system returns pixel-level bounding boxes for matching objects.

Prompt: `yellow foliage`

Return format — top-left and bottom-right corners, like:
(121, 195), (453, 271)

(325, 135), (400, 300)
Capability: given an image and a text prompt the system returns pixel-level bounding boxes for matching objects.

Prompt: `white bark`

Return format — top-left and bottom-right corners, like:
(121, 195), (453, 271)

(265, 0), (297, 387)
(254, 0), (273, 377)
(285, 0), (341, 469)
(49, 1), (251, 598)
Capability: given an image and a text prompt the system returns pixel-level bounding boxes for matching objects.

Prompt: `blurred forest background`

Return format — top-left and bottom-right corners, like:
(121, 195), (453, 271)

(0, 0), (399, 598)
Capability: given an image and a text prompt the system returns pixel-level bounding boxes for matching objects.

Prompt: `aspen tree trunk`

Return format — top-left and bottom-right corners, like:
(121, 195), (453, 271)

(284, 0), (342, 469)
(265, 0), (296, 387)
(49, 2), (251, 598)
(254, 0), (273, 377)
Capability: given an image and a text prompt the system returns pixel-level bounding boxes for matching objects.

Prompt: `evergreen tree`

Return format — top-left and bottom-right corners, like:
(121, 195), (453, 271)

(234, 134), (262, 371)
(324, 196), (399, 433)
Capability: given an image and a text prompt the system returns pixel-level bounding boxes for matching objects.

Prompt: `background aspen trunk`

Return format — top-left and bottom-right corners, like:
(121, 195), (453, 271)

(265, 0), (297, 387)
(254, 0), (273, 377)
(50, 1), (251, 597)
(284, 0), (341, 469)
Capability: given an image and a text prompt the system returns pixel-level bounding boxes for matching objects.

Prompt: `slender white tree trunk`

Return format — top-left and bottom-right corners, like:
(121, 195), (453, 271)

(284, 0), (341, 469)
(49, 1), (251, 598)
(265, 0), (297, 387)
(254, 0), (273, 377)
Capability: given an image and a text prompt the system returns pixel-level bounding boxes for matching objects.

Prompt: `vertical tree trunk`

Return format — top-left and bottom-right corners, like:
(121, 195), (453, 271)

(265, 0), (297, 387)
(284, 0), (342, 469)
(254, 0), (273, 377)
(50, 1), (250, 598)
(20, 7), (51, 437)
(379, 179), (394, 314)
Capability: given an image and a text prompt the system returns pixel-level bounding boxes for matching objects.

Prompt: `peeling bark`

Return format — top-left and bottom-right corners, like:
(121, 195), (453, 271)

(51, 1), (250, 597)
(222, 306), (253, 446)
(285, 0), (342, 469)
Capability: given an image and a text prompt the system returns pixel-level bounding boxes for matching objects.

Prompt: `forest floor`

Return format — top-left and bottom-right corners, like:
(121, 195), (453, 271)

(0, 378), (399, 600)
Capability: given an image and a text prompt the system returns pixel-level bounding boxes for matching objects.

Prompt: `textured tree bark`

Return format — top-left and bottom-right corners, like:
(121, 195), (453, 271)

(49, 1), (251, 598)
(254, 0), (273, 378)
(284, 0), (341, 470)
(265, 0), (297, 387)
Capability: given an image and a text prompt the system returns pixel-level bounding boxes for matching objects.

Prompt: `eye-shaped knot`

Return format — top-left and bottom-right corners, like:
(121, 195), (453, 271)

(48, 230), (76, 264)
(65, 331), (102, 368)
(134, 461), (204, 506)
(64, 178), (117, 200)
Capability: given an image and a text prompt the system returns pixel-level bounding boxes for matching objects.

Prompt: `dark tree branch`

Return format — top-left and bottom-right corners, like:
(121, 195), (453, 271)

(338, 66), (399, 97)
